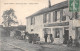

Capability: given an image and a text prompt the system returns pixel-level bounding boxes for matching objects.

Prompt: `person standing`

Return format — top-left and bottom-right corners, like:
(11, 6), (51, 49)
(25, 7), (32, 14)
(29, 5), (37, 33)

(69, 36), (73, 46)
(50, 34), (54, 43)
(44, 33), (48, 43)
(24, 31), (29, 41)
(67, 36), (73, 46)
(21, 31), (25, 40)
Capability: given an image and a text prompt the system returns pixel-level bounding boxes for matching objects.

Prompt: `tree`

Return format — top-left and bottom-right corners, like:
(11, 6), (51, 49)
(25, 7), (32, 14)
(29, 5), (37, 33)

(2, 8), (18, 27)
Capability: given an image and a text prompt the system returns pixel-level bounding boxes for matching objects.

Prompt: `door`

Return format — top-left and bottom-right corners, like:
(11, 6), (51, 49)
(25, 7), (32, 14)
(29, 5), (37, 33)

(63, 30), (69, 44)
(77, 28), (80, 43)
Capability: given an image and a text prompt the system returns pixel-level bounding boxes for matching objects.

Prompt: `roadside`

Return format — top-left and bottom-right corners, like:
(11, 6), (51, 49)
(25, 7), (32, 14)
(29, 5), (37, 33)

(0, 41), (24, 51)
(1, 37), (80, 51)
(40, 43), (80, 51)
(0, 37), (42, 51)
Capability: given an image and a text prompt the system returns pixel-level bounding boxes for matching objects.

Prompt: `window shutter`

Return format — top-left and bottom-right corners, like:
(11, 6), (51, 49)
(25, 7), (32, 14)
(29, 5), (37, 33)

(43, 13), (47, 23)
(49, 12), (51, 22)
(60, 9), (63, 21)
(31, 17), (32, 25)
(62, 16), (66, 21)
(75, 12), (78, 19)
(53, 11), (57, 22)
(34, 17), (35, 25)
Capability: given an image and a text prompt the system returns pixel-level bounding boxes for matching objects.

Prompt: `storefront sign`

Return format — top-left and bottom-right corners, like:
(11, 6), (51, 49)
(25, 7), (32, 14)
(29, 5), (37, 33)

(44, 22), (69, 27)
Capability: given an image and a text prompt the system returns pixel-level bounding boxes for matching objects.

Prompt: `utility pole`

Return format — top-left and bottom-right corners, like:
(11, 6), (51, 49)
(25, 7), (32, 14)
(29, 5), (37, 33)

(48, 0), (51, 8)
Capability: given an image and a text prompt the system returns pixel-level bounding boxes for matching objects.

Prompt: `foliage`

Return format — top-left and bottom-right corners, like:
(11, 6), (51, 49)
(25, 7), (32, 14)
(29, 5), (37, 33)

(2, 8), (18, 27)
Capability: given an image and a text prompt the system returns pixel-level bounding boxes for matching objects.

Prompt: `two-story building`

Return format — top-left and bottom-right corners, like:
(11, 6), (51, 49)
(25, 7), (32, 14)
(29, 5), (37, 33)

(26, 1), (80, 44)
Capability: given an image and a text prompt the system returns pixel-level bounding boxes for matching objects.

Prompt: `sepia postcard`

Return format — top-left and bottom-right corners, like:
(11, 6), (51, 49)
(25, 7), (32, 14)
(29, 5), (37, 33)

(0, 0), (80, 51)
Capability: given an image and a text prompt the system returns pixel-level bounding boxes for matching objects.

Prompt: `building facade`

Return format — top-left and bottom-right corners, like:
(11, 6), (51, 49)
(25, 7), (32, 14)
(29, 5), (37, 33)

(26, 1), (80, 44)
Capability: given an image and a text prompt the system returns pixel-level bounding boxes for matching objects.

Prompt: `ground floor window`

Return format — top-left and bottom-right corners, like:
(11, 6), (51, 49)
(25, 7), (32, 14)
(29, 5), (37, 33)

(43, 28), (51, 34)
(55, 29), (60, 38)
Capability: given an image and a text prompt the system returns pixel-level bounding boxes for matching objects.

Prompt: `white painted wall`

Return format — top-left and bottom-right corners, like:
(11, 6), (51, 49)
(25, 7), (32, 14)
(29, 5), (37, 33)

(26, 18), (31, 33)
(26, 14), (44, 41)
(69, 20), (77, 39)
(33, 15), (44, 41)
(26, 8), (80, 43)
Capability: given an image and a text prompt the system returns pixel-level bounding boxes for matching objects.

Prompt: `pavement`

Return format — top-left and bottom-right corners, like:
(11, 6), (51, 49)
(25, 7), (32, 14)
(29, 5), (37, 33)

(0, 41), (24, 51)
(40, 43), (80, 51)
(8, 40), (42, 51)
(1, 37), (80, 51)
(0, 37), (42, 51)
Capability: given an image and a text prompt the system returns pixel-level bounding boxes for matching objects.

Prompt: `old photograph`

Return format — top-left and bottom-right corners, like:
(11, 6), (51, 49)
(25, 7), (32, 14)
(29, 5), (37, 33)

(0, 0), (80, 51)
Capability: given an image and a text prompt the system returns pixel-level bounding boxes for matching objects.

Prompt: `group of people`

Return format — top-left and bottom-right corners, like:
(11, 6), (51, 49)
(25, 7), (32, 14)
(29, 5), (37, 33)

(44, 34), (54, 43)
(44, 33), (74, 46)
(21, 31), (40, 44)
(21, 31), (29, 40)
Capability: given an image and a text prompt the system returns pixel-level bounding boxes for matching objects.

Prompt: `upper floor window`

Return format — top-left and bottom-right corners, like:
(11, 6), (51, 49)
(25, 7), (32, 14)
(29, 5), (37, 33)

(62, 16), (66, 21)
(53, 11), (57, 22)
(46, 13), (49, 22)
(46, 13), (51, 23)
(53, 11), (60, 22)
(51, 12), (53, 22)
(43, 12), (51, 23)
(56, 11), (60, 22)
(43, 13), (47, 23)
(62, 8), (72, 21)
(77, 12), (80, 19)
(31, 17), (35, 25)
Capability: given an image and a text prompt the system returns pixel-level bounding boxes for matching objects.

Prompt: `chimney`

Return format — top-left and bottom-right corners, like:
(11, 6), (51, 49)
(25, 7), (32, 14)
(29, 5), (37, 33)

(48, 0), (51, 8)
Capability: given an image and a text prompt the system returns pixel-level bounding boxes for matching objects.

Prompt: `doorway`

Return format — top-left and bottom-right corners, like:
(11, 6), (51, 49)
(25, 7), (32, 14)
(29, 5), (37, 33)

(63, 30), (69, 44)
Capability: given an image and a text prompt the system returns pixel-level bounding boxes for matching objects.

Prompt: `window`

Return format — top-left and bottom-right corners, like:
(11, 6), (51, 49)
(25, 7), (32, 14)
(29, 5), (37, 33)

(77, 12), (80, 19)
(46, 13), (49, 23)
(53, 11), (57, 22)
(43, 13), (51, 23)
(57, 11), (60, 22)
(46, 13), (51, 23)
(53, 11), (60, 22)
(51, 12), (53, 22)
(43, 28), (51, 34)
(31, 17), (35, 25)
(62, 16), (66, 21)
(63, 8), (72, 21)
(48, 12), (51, 23)
(31, 29), (33, 32)
(55, 29), (60, 38)
(43, 28), (48, 34)
(43, 13), (47, 23)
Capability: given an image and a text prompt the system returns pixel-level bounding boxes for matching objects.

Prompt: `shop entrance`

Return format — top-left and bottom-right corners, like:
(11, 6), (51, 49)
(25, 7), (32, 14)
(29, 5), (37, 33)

(63, 30), (69, 44)
(43, 28), (51, 42)
(77, 27), (80, 44)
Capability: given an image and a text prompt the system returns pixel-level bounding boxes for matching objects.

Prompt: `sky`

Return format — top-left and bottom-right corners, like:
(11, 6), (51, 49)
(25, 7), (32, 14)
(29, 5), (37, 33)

(0, 0), (66, 25)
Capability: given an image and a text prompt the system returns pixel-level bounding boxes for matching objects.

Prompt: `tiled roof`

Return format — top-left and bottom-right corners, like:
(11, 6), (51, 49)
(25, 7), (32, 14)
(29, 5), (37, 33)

(26, 1), (68, 18)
